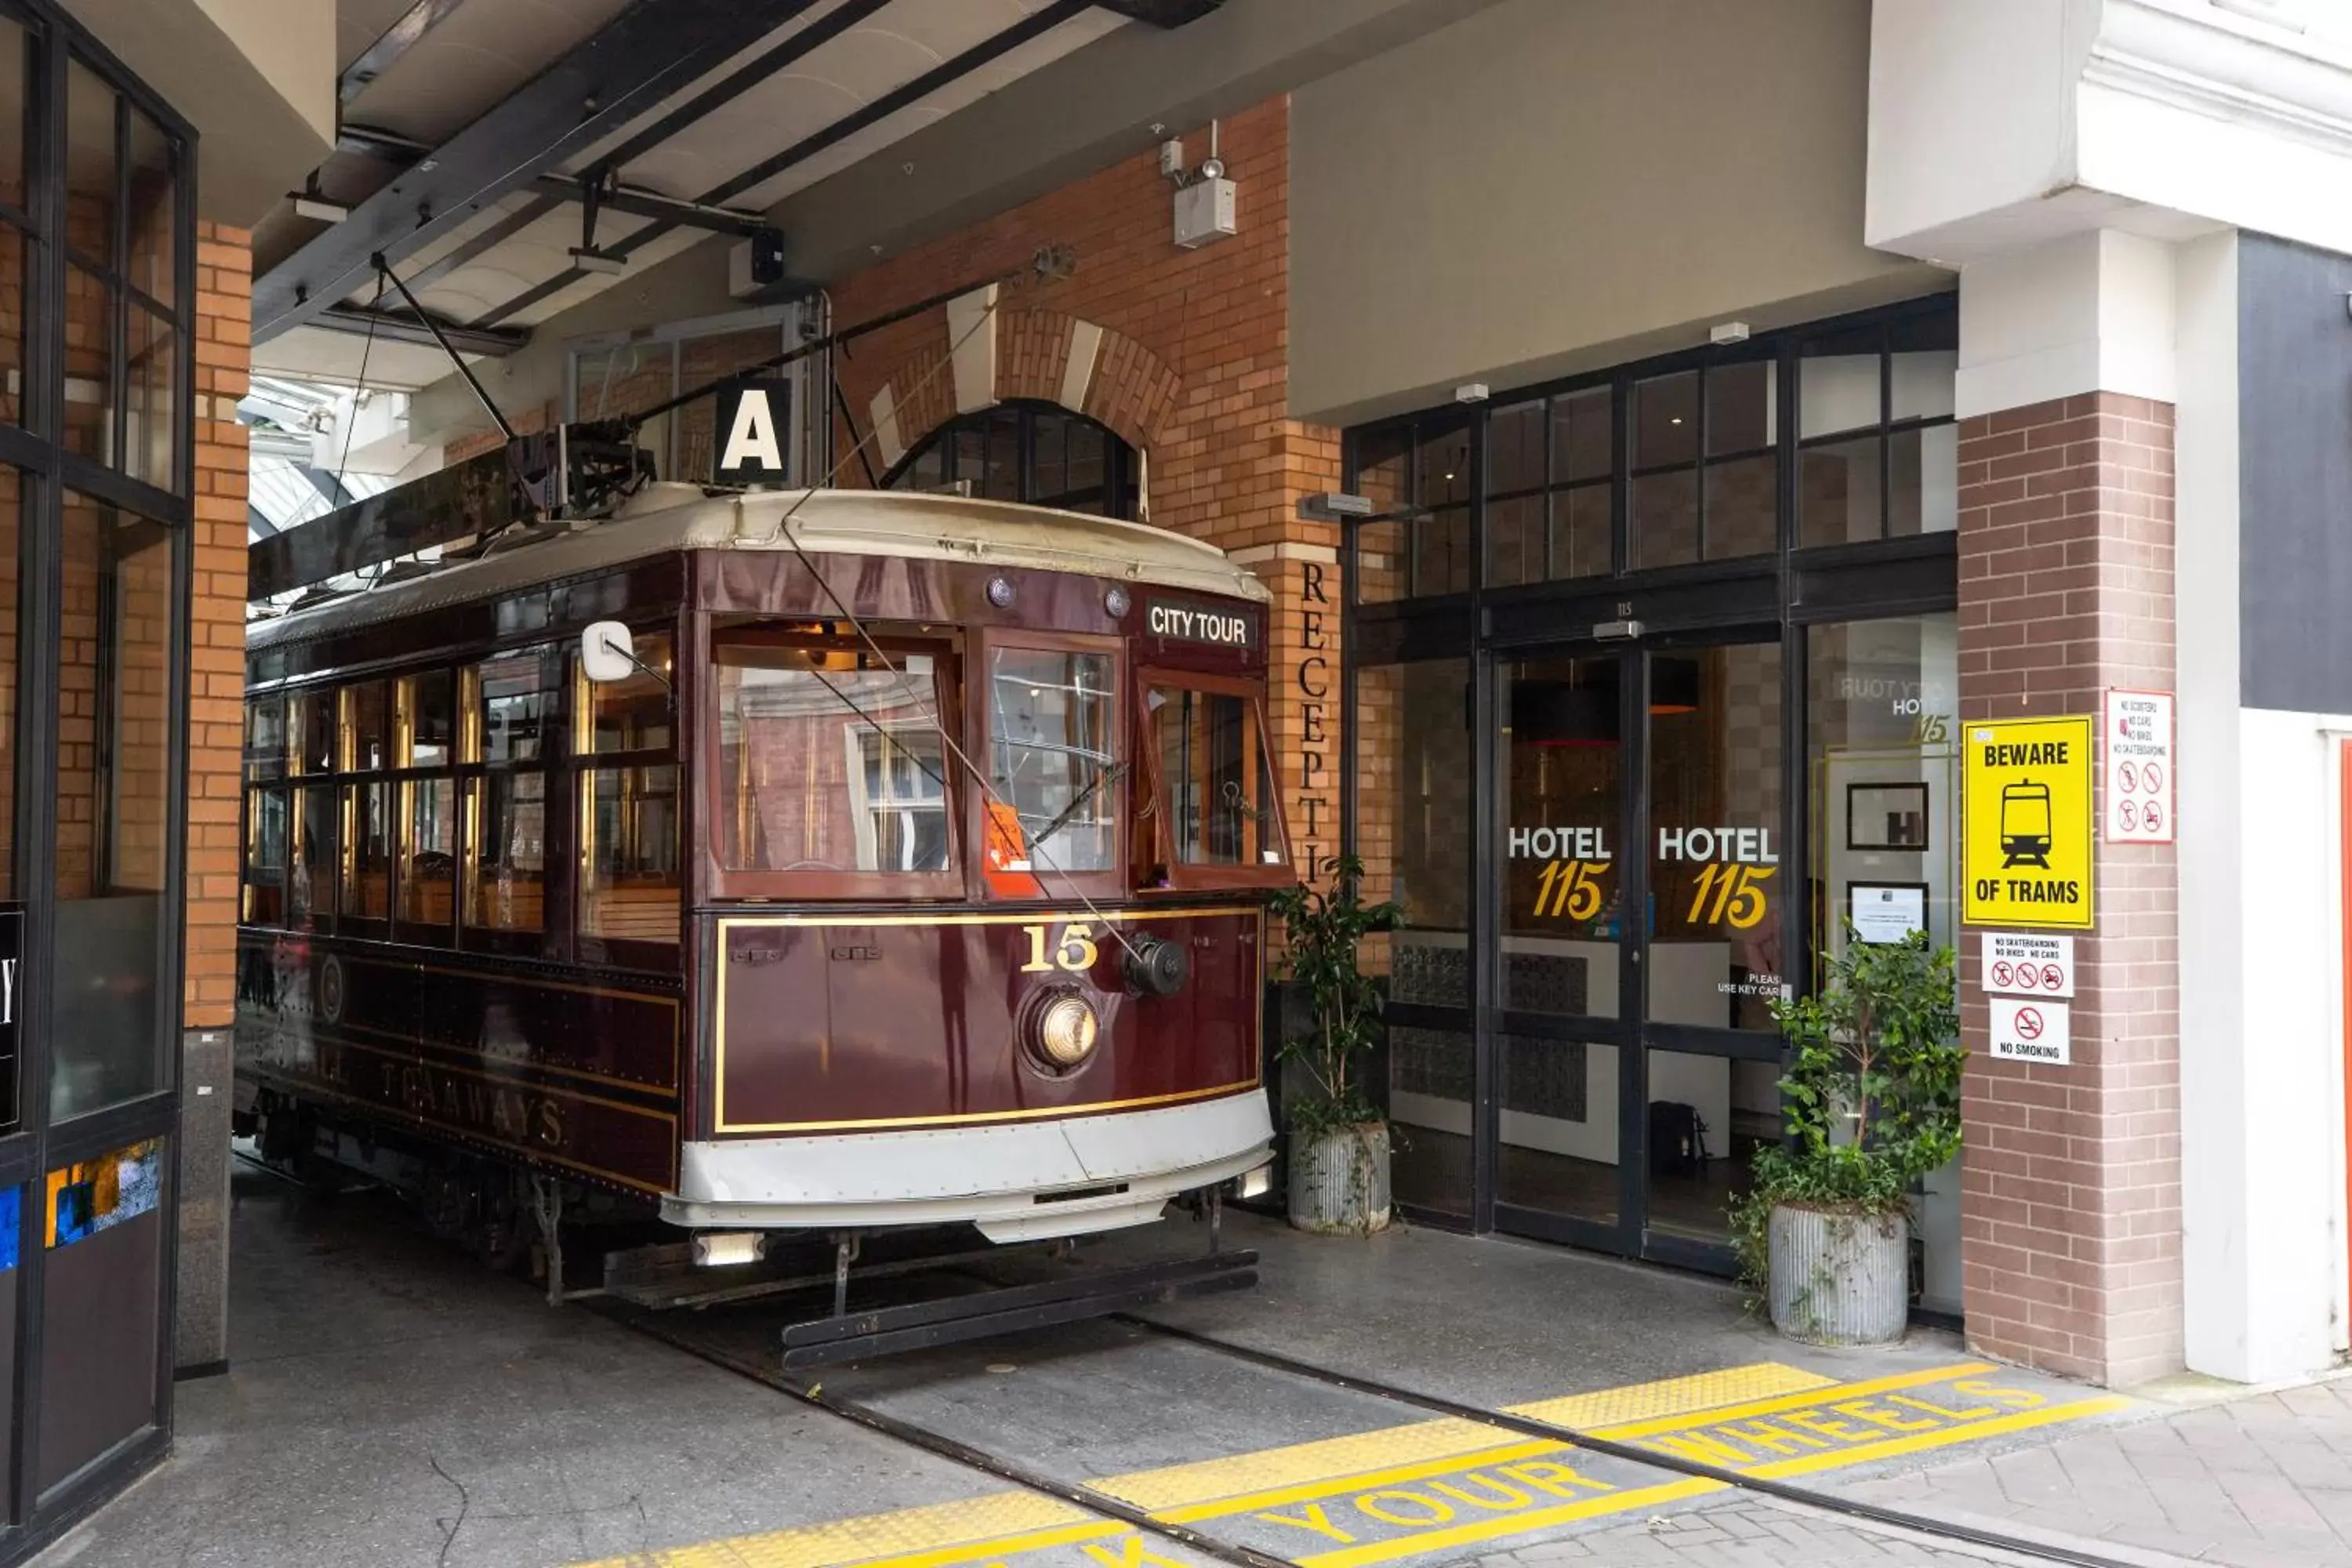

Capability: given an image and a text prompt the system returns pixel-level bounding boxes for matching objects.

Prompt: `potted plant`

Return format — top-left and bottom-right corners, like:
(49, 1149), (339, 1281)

(1732, 923), (1963, 1345)
(1266, 855), (1404, 1234)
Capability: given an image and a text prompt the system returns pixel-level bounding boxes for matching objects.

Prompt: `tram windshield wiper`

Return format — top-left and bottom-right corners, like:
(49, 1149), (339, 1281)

(1031, 760), (1129, 851)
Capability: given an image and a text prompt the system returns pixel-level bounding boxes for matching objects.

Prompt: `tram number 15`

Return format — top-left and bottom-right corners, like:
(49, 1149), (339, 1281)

(1689, 863), (1775, 930)
(1531, 860), (1607, 921)
(1021, 922), (1100, 974)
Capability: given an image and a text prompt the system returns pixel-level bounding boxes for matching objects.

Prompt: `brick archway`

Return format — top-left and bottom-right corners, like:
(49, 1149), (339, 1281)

(864, 307), (1178, 473)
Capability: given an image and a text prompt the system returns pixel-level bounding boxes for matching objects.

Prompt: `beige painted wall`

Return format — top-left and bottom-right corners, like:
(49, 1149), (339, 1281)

(65, 0), (332, 226)
(1290, 0), (1947, 426)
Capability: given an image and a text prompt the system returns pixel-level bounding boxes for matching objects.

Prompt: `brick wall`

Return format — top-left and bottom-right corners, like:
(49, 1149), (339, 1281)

(187, 221), (252, 1028)
(823, 96), (1347, 877)
(1955, 392), (2182, 1386)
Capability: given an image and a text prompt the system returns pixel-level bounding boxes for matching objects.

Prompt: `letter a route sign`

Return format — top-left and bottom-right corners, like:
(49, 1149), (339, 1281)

(1962, 715), (2095, 931)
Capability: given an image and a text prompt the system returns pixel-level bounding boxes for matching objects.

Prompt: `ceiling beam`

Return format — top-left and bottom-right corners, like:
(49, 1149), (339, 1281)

(473, 0), (1092, 328)
(315, 303), (529, 358)
(256, 0), (822, 344)
(339, 0), (474, 105)
(336, 123), (772, 239)
(1094, 0), (1228, 24)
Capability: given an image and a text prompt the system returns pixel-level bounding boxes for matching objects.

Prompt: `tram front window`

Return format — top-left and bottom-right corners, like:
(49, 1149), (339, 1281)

(714, 641), (953, 874)
(1148, 683), (1284, 869)
(989, 646), (1117, 873)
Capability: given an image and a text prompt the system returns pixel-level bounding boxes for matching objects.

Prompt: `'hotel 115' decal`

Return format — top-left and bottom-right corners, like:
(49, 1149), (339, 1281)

(1508, 828), (1777, 931)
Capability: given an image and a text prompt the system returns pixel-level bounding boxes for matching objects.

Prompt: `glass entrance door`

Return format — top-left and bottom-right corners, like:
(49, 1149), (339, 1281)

(1490, 637), (1788, 1268)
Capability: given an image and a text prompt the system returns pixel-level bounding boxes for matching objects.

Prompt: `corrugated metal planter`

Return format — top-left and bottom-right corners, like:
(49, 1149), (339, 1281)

(1768, 1203), (1908, 1345)
(1288, 1124), (1392, 1234)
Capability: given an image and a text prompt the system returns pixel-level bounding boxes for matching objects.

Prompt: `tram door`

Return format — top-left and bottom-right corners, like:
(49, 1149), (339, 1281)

(1490, 635), (1786, 1269)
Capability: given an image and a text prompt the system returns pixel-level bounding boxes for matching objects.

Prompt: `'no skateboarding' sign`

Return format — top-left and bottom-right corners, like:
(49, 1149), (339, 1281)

(1962, 716), (2094, 931)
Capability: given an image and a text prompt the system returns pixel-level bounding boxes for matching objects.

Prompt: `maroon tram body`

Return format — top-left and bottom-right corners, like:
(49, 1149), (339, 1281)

(235, 486), (1285, 1250)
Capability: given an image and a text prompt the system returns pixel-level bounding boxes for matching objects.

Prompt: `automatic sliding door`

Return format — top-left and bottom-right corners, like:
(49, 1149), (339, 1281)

(1641, 640), (1785, 1260)
(1493, 653), (1633, 1244)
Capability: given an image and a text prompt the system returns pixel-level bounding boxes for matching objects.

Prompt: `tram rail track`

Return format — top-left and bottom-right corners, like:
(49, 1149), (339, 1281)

(598, 1286), (2147, 1568)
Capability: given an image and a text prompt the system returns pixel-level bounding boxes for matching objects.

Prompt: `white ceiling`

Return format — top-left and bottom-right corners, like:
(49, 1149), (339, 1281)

(255, 0), (1124, 387)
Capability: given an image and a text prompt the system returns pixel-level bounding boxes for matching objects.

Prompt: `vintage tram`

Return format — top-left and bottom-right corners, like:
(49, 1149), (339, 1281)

(234, 478), (1289, 1337)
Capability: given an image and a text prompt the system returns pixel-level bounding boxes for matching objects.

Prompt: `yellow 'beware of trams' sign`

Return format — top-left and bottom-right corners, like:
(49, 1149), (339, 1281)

(1962, 716), (2094, 931)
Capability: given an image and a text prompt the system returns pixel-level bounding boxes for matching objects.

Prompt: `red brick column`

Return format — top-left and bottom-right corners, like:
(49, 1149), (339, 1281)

(187, 221), (253, 1032)
(1956, 393), (2183, 1387)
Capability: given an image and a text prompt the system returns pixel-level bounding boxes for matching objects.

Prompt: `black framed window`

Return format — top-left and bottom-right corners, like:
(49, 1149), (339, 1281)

(0, 1), (199, 1542)
(883, 400), (1139, 519)
(1346, 295), (1958, 605)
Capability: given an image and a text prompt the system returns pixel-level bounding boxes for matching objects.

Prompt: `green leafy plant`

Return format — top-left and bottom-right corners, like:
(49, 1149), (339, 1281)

(1266, 855), (1404, 1140)
(1730, 922), (1964, 1303)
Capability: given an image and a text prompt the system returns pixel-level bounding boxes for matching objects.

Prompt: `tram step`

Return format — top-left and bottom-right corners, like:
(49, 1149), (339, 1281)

(779, 1249), (1259, 1370)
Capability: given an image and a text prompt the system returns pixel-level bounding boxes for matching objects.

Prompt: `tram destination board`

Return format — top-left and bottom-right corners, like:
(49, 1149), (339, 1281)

(1962, 715), (2095, 931)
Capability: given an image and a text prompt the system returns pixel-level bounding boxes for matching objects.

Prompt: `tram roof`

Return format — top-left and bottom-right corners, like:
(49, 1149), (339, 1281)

(247, 484), (1270, 652)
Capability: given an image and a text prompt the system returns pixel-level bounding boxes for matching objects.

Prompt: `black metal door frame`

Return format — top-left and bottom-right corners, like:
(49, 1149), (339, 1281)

(1481, 620), (1788, 1272)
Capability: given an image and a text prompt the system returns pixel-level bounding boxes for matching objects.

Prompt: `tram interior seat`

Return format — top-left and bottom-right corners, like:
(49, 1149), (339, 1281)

(583, 882), (679, 944)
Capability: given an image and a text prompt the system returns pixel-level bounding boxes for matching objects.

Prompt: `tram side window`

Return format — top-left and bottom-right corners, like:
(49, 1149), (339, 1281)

(242, 785), (285, 926)
(398, 671), (456, 768)
(462, 647), (555, 936)
(289, 785), (335, 930)
(989, 646), (1117, 873)
(241, 696), (286, 924)
(402, 779), (456, 927)
(1147, 683), (1286, 873)
(583, 767), (678, 945)
(343, 681), (389, 772)
(583, 633), (673, 753)
(289, 689), (336, 776)
(578, 630), (678, 949)
(342, 782), (391, 920)
(466, 772), (546, 933)
(713, 642), (953, 875)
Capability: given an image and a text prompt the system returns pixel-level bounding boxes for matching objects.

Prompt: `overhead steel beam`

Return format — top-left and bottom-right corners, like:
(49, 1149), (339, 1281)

(256, 0), (821, 344)
(1094, 0), (1227, 24)
(315, 303), (529, 358)
(474, 0), (1092, 328)
(334, 124), (771, 239)
(339, 0), (474, 105)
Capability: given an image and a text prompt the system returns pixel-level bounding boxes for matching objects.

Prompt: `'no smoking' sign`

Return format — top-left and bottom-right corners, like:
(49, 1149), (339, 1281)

(1991, 996), (2071, 1065)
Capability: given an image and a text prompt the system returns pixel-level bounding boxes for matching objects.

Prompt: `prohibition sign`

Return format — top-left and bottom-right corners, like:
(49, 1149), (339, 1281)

(1991, 960), (2015, 989)
(2144, 764), (2164, 793)
(2145, 802), (2164, 833)
(2119, 761), (2140, 793)
(2041, 964), (2065, 990)
(2120, 800), (2140, 833)
(2014, 1007), (2045, 1042)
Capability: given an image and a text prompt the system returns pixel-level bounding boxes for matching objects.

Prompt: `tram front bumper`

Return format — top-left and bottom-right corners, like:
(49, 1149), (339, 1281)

(662, 1089), (1275, 1243)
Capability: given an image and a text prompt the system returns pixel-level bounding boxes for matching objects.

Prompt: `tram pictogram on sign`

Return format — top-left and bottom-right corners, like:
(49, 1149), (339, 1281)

(1964, 716), (2094, 931)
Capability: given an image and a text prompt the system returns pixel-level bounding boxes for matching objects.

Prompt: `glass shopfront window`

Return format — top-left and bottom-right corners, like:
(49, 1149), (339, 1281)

(1356, 657), (1473, 1219)
(1343, 297), (1959, 1301)
(1808, 612), (1961, 1316)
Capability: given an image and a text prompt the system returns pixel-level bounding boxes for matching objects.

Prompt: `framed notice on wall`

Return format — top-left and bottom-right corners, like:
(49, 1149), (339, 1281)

(1848, 881), (1929, 945)
(1847, 782), (1930, 851)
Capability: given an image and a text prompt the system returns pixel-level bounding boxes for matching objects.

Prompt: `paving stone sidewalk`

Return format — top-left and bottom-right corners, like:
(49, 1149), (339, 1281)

(1465, 1375), (2352, 1567)
(1824, 1374), (2352, 1566)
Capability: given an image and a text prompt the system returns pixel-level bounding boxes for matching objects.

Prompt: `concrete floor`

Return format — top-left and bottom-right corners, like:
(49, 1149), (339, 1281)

(31, 1167), (2143, 1568)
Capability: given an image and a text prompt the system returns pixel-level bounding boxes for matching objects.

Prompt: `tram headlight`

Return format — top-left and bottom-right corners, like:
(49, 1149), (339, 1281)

(1032, 991), (1101, 1069)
